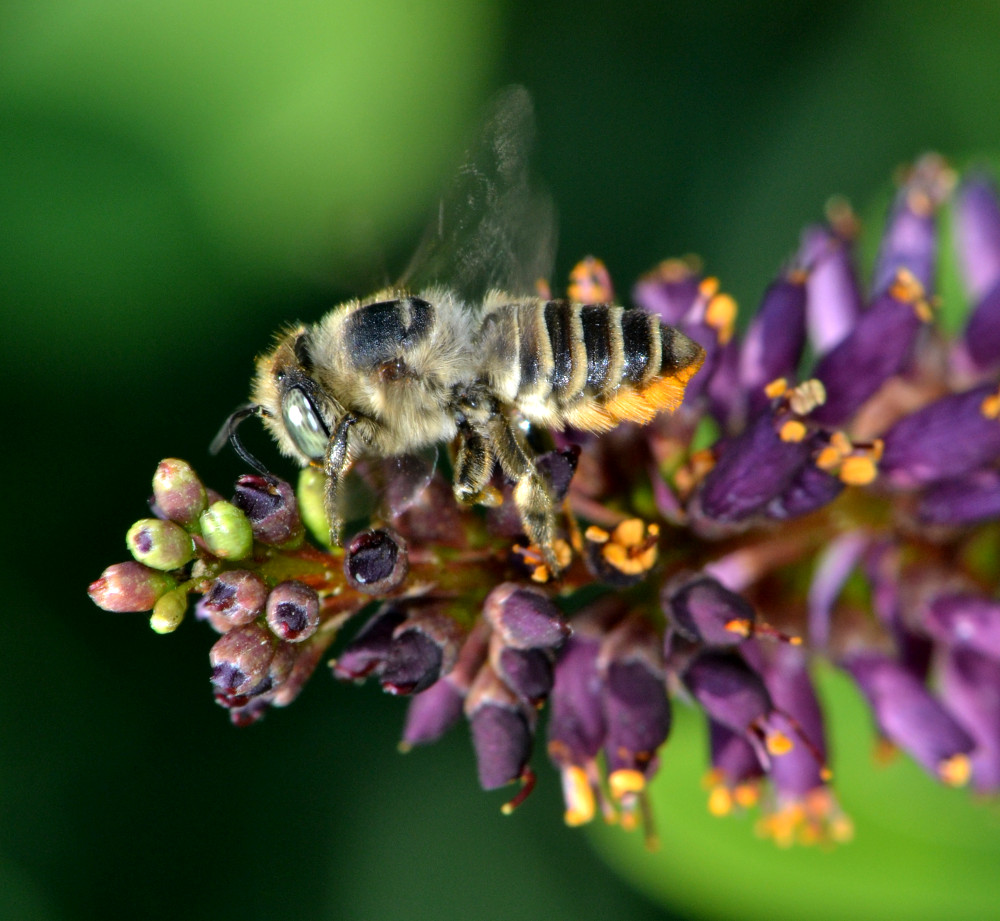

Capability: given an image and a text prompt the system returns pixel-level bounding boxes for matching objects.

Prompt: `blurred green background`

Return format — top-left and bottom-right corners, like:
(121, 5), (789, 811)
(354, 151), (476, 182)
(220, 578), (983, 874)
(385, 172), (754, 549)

(4, 2), (1000, 919)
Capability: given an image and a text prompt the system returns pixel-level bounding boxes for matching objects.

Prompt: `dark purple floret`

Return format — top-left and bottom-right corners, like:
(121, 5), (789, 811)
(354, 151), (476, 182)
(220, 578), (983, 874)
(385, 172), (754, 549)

(940, 647), (1000, 792)
(632, 260), (703, 324)
(709, 720), (765, 786)
(196, 570), (268, 631)
(602, 657), (672, 776)
(695, 409), (812, 524)
(402, 679), (466, 747)
(209, 622), (275, 699)
(764, 456), (843, 521)
(879, 383), (1000, 488)
(872, 188), (938, 299)
(963, 278), (1000, 372)
(683, 650), (773, 735)
(265, 580), (320, 642)
(664, 575), (757, 647)
(739, 274), (807, 416)
(343, 528), (408, 594)
(955, 172), (1000, 302)
(842, 652), (975, 783)
(811, 279), (929, 426)
(495, 646), (554, 706)
(380, 629), (443, 695)
(799, 221), (862, 355)
(922, 593), (1000, 660)
(536, 447), (580, 502)
(917, 468), (1000, 526)
(332, 605), (407, 681)
(548, 635), (606, 766)
(482, 582), (569, 650)
(469, 704), (533, 790)
(233, 475), (303, 546)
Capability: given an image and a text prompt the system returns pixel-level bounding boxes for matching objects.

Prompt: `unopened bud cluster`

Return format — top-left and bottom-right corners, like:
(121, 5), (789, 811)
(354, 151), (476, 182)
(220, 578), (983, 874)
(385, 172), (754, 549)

(90, 157), (1000, 848)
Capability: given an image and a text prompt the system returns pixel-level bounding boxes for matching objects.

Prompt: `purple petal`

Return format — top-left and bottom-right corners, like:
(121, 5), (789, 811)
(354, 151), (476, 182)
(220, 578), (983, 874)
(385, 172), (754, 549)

(954, 172), (1000, 302)
(917, 468), (1000, 526)
(940, 648), (1000, 793)
(799, 222), (863, 355)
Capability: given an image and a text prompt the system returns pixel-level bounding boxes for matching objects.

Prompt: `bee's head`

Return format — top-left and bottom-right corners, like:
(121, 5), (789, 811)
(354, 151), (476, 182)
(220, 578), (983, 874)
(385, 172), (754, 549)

(213, 327), (340, 469)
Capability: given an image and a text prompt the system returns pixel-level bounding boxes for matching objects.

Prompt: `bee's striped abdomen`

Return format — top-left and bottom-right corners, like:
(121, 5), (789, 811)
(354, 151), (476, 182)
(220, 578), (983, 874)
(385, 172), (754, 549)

(508, 300), (705, 432)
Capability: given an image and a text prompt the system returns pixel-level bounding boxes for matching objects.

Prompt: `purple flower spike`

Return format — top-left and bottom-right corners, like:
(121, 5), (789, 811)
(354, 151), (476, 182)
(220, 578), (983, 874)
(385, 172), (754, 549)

(811, 273), (931, 426)
(694, 408), (812, 525)
(465, 664), (535, 791)
(955, 172), (1000, 302)
(917, 468), (1000, 526)
(332, 604), (407, 681)
(799, 219), (862, 355)
(842, 652), (975, 785)
(879, 383), (1000, 488)
(739, 273), (807, 416)
(664, 575), (757, 647)
(922, 593), (1000, 660)
(940, 648), (1000, 793)
(963, 279), (1000, 373)
(482, 582), (569, 650)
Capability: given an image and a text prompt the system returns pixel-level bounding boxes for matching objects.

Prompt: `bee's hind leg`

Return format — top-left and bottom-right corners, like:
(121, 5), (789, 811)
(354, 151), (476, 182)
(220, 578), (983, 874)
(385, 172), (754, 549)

(453, 422), (501, 508)
(322, 414), (357, 546)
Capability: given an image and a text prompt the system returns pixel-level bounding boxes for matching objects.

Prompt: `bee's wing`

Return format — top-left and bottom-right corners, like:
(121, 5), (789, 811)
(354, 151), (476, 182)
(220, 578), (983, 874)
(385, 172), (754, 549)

(400, 85), (557, 301)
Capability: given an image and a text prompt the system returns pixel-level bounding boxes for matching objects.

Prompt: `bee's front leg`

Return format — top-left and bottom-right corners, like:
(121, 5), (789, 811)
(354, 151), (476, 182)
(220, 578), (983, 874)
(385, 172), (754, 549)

(323, 414), (357, 546)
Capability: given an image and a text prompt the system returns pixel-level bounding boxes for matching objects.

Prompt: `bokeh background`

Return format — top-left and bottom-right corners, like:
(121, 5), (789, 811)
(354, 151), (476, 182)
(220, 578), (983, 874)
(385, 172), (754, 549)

(4, 2), (1000, 919)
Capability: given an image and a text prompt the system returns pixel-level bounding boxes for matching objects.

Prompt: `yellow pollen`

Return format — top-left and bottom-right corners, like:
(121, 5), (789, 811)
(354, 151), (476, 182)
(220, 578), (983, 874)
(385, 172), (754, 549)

(534, 278), (553, 300)
(788, 378), (827, 414)
(609, 769), (646, 800)
(613, 518), (646, 546)
(585, 525), (610, 544)
(698, 275), (720, 299)
(815, 445), (842, 472)
(779, 419), (808, 443)
(939, 753), (972, 787)
(734, 782), (760, 809)
(829, 430), (852, 455)
(839, 455), (879, 485)
(707, 786), (733, 816)
(889, 267), (925, 304)
(724, 618), (752, 637)
(981, 389), (1000, 419)
(706, 293), (738, 343)
(820, 766), (834, 782)
(766, 731), (795, 756)
(872, 437), (885, 460)
(764, 377), (788, 399)
(561, 766), (596, 826)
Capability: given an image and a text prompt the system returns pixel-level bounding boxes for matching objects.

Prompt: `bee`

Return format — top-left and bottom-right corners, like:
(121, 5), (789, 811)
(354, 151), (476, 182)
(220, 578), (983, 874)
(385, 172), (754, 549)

(215, 87), (705, 572)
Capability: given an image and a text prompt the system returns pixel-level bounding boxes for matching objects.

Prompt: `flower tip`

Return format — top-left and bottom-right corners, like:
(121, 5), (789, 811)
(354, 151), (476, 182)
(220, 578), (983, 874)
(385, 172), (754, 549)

(939, 753), (972, 787)
(608, 768), (646, 800)
(500, 768), (537, 815)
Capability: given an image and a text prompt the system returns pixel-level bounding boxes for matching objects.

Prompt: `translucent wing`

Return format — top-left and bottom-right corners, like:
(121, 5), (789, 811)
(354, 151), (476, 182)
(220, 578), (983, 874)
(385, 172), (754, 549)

(400, 85), (557, 301)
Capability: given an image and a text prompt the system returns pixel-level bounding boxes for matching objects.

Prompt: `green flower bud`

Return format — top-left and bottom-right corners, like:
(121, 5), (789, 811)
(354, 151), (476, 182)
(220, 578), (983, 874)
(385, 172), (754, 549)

(200, 500), (254, 560)
(297, 467), (331, 547)
(152, 458), (208, 527)
(149, 586), (189, 634)
(126, 518), (196, 570)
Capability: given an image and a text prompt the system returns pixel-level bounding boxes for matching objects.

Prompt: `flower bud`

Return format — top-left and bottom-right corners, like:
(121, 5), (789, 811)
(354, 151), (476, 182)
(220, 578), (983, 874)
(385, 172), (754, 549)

(482, 583), (569, 650)
(152, 458), (208, 527)
(380, 608), (463, 696)
(955, 172), (1000, 302)
(126, 518), (195, 571)
(296, 467), (331, 546)
(149, 586), (189, 634)
(200, 500), (254, 560)
(917, 469), (1000, 526)
(664, 575), (757, 647)
(922, 593), (1000, 660)
(332, 605), (407, 681)
(940, 647), (1000, 793)
(233, 475), (303, 547)
(491, 636), (554, 707)
(343, 528), (408, 594)
(195, 570), (268, 632)
(88, 561), (175, 612)
(265, 580), (320, 643)
(799, 214), (862, 355)
(209, 622), (275, 701)
(465, 663), (536, 792)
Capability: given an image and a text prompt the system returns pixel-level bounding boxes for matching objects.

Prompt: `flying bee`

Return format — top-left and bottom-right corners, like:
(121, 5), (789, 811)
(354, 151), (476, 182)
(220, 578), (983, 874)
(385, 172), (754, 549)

(215, 87), (705, 573)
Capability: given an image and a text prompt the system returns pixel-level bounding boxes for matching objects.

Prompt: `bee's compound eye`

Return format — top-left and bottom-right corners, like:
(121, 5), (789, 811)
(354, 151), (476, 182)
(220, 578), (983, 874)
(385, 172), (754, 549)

(281, 387), (329, 460)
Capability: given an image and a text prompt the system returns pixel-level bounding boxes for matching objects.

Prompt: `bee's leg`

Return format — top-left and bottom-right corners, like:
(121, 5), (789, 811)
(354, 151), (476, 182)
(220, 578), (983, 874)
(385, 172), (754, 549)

(478, 413), (560, 574)
(323, 414), (357, 546)
(453, 422), (500, 507)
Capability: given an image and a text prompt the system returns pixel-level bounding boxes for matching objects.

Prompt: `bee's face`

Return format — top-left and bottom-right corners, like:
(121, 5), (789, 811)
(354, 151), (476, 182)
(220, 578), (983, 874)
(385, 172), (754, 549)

(252, 328), (341, 464)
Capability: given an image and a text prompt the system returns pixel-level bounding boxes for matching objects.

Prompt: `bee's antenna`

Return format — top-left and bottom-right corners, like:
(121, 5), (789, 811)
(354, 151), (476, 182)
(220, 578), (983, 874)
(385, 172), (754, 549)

(210, 404), (274, 478)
